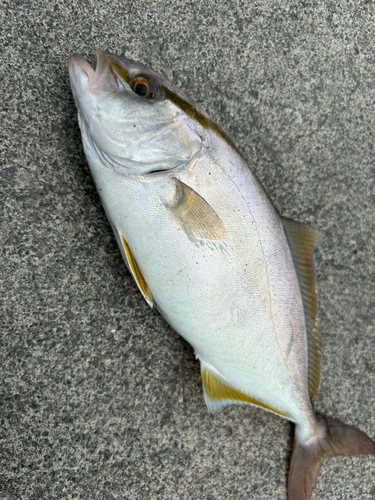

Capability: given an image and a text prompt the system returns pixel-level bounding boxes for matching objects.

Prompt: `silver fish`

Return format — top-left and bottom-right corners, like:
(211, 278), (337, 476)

(68, 50), (375, 500)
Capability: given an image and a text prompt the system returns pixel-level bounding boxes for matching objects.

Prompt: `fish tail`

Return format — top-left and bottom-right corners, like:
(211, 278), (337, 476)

(288, 414), (375, 500)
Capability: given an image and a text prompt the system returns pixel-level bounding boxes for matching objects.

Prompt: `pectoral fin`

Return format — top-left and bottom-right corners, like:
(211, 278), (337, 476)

(282, 218), (322, 404)
(201, 365), (287, 418)
(168, 179), (226, 241)
(118, 232), (153, 308)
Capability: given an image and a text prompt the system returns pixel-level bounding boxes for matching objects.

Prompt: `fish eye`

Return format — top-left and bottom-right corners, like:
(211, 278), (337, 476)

(131, 76), (158, 99)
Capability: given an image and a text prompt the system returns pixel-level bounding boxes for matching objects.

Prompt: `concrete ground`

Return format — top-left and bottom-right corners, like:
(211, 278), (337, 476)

(1, 0), (375, 499)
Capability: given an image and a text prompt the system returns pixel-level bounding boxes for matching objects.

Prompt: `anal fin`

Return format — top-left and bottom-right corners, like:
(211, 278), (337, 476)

(201, 366), (287, 418)
(119, 232), (153, 308)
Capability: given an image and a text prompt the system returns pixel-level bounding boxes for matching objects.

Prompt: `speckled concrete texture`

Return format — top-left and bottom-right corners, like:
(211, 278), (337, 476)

(1, 1), (375, 499)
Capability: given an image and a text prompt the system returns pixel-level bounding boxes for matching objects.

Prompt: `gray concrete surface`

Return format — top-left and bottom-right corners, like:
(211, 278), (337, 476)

(1, 1), (375, 499)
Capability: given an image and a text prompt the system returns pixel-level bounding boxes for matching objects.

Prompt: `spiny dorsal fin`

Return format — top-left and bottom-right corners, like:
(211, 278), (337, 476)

(201, 365), (287, 418)
(169, 179), (226, 241)
(282, 218), (322, 404)
(118, 231), (153, 308)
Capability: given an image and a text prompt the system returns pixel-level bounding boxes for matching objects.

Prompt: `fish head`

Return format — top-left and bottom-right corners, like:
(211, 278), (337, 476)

(68, 50), (206, 175)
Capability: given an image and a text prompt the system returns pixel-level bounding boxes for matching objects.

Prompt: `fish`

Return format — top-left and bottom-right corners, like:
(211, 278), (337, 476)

(68, 50), (375, 500)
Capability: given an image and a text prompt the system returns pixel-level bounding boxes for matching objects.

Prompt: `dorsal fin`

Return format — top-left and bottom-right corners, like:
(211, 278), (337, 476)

(201, 365), (288, 418)
(282, 218), (322, 404)
(118, 231), (153, 308)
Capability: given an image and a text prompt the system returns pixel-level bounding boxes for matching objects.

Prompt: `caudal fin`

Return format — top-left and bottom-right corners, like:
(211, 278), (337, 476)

(288, 414), (375, 500)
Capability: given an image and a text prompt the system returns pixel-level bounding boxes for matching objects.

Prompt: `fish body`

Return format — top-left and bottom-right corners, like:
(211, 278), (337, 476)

(68, 50), (375, 499)
(87, 122), (314, 432)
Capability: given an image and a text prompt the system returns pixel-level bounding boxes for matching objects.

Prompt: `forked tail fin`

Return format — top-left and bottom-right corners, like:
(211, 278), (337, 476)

(288, 414), (375, 500)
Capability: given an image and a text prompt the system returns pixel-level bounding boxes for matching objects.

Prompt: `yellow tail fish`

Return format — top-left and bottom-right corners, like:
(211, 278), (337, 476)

(68, 50), (375, 500)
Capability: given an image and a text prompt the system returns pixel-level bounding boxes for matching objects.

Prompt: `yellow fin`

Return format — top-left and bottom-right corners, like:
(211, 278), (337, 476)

(282, 218), (322, 404)
(169, 179), (226, 241)
(201, 367), (287, 417)
(119, 232), (153, 308)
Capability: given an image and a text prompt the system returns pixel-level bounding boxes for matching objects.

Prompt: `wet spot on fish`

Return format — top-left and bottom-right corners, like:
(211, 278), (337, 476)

(285, 321), (296, 359)
(231, 308), (240, 325)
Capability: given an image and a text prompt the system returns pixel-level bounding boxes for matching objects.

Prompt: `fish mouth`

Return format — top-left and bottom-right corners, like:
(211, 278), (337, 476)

(68, 50), (126, 95)
(67, 53), (95, 80)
